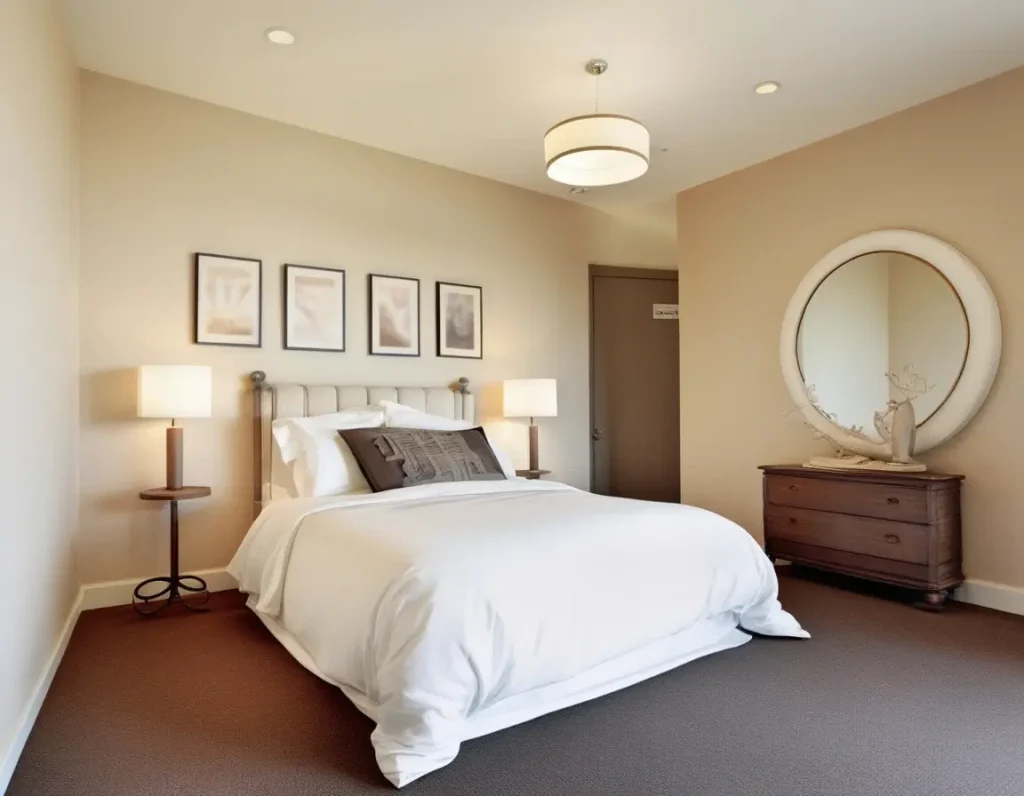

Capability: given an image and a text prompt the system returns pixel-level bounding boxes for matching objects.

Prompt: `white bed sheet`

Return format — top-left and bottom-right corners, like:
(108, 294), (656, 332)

(229, 480), (807, 787)
(252, 601), (749, 733)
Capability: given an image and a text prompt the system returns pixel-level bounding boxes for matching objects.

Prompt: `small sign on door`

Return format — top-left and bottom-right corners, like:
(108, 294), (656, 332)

(653, 303), (679, 320)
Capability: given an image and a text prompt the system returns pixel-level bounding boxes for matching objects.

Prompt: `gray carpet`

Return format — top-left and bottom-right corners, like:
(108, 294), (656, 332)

(9, 570), (1024, 796)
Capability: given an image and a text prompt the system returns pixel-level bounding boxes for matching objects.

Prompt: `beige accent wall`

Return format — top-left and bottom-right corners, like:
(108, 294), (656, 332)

(0, 0), (80, 772)
(78, 72), (675, 585)
(677, 67), (1024, 590)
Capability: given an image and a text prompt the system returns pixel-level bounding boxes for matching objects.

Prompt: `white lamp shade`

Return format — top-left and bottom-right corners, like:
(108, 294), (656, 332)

(137, 365), (212, 419)
(503, 379), (558, 419)
(544, 114), (650, 187)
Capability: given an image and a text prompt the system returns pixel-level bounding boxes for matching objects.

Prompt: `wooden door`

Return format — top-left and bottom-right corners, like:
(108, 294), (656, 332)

(590, 265), (680, 502)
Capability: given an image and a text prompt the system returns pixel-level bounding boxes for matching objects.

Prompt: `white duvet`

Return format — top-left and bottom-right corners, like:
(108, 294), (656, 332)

(228, 479), (807, 787)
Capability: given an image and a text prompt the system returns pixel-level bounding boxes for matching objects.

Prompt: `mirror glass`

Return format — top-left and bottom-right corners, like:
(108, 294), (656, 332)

(797, 251), (968, 441)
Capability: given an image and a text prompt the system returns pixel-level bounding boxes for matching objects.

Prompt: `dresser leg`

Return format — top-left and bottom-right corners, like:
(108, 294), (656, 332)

(917, 590), (948, 611)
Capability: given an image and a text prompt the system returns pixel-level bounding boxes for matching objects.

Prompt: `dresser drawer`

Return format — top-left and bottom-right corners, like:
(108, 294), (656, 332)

(765, 473), (930, 524)
(765, 505), (930, 565)
(767, 540), (940, 589)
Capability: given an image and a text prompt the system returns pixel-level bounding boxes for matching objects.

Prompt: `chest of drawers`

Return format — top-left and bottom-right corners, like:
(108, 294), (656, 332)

(759, 465), (964, 607)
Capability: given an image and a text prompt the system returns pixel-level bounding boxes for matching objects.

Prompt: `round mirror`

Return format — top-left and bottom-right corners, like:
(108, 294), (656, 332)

(781, 230), (1000, 458)
(796, 252), (968, 441)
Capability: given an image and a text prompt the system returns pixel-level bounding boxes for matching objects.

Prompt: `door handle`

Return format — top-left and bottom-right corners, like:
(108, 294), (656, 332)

(592, 428), (603, 442)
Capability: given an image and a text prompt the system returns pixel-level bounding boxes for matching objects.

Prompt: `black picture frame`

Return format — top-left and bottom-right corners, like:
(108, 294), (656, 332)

(283, 264), (347, 353)
(368, 273), (421, 357)
(436, 281), (483, 359)
(193, 252), (262, 348)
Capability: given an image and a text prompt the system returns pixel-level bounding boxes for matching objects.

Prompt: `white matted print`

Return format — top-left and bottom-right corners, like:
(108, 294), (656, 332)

(284, 265), (346, 352)
(369, 274), (420, 356)
(194, 253), (262, 347)
(436, 281), (482, 359)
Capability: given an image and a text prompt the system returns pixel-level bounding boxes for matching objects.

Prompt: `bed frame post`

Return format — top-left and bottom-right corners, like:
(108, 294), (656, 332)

(250, 370), (267, 519)
(452, 377), (471, 420)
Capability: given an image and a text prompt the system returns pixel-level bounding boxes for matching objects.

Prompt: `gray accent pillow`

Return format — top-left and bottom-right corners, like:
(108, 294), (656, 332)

(339, 426), (506, 492)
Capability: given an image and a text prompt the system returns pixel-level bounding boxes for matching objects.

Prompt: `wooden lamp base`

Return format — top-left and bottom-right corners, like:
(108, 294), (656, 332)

(166, 425), (183, 490)
(528, 422), (539, 471)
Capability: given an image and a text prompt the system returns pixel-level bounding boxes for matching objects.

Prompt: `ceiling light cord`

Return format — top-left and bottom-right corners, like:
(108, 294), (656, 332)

(585, 58), (608, 113)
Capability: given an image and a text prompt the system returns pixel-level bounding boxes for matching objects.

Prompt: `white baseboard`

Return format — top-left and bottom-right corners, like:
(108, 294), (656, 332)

(79, 567), (237, 611)
(953, 579), (1024, 617)
(0, 589), (83, 795)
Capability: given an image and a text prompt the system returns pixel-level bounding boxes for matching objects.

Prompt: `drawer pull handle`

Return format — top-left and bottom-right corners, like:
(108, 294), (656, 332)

(887, 497), (900, 505)
(884, 534), (900, 544)
(788, 484), (798, 491)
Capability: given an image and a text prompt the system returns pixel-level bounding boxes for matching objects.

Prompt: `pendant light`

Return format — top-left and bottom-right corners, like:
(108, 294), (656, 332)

(544, 59), (650, 187)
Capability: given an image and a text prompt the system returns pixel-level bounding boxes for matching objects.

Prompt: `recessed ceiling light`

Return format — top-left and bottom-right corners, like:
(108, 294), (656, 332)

(569, 187), (588, 195)
(266, 28), (295, 45)
(754, 81), (780, 95)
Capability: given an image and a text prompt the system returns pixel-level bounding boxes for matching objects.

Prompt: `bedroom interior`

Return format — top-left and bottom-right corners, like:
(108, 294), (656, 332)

(2, 1), (1024, 795)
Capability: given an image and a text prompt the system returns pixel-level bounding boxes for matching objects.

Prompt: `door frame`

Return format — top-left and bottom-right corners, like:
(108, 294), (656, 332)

(588, 264), (679, 492)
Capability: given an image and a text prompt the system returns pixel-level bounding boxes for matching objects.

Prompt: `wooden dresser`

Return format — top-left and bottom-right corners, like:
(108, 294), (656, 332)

(760, 465), (964, 607)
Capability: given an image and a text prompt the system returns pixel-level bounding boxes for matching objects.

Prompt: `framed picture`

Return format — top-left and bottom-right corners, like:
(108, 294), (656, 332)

(436, 281), (482, 359)
(368, 273), (420, 356)
(194, 252), (262, 347)
(283, 264), (346, 352)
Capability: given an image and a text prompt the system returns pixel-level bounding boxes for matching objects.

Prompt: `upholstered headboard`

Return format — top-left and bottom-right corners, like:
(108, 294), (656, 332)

(249, 371), (474, 517)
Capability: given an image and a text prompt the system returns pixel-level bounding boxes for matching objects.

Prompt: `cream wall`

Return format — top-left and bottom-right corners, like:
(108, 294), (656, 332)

(677, 67), (1024, 590)
(78, 72), (674, 585)
(0, 0), (80, 779)
(582, 209), (676, 269)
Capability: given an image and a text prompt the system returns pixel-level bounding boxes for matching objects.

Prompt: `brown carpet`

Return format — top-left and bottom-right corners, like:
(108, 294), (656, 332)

(8, 570), (1024, 796)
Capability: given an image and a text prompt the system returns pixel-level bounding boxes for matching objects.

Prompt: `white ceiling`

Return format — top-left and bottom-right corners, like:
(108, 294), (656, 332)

(66, 0), (1024, 231)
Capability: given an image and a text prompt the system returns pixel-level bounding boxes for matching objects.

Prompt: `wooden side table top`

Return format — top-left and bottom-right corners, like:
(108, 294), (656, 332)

(516, 469), (551, 480)
(140, 486), (212, 501)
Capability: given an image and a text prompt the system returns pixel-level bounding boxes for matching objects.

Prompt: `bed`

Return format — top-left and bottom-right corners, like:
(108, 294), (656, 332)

(229, 372), (808, 787)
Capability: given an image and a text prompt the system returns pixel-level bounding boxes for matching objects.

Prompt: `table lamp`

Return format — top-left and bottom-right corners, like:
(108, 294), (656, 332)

(137, 365), (212, 490)
(503, 378), (558, 471)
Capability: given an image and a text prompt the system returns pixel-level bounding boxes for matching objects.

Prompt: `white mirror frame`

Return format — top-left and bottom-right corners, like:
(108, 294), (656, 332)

(780, 229), (1001, 458)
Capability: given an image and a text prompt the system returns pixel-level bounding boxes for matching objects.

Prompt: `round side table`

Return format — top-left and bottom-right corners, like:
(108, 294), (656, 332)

(134, 486), (212, 615)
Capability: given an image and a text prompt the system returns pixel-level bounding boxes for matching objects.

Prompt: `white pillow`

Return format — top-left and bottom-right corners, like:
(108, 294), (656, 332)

(380, 401), (517, 479)
(380, 400), (472, 431)
(489, 443), (518, 480)
(272, 407), (385, 497)
(268, 432), (299, 501)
